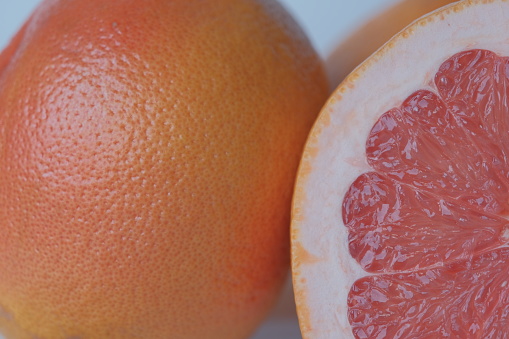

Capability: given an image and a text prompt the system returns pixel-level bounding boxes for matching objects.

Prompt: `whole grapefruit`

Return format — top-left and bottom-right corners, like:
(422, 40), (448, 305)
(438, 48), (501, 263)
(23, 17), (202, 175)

(0, 0), (329, 338)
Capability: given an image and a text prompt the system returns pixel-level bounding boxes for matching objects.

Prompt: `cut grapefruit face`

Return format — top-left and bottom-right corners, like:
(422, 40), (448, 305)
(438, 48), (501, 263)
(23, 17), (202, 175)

(291, 0), (509, 338)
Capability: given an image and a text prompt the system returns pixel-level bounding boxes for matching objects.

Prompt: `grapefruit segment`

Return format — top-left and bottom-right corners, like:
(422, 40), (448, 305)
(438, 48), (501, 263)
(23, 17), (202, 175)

(436, 49), (509, 185)
(366, 86), (508, 215)
(343, 171), (508, 274)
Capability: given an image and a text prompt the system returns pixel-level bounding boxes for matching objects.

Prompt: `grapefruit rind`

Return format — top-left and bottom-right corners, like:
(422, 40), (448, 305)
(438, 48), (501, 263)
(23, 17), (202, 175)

(291, 0), (509, 338)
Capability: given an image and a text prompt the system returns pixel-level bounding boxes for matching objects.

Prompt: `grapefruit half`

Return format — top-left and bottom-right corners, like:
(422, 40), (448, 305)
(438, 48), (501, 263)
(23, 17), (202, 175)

(292, 0), (509, 338)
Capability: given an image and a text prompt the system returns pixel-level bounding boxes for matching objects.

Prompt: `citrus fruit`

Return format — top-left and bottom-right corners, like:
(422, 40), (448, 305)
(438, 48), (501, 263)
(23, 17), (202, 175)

(291, 0), (509, 337)
(0, 0), (329, 338)
(326, 0), (456, 89)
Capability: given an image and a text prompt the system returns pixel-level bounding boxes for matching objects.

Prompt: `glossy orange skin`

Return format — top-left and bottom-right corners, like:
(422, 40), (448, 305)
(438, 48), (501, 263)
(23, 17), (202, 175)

(0, 0), (329, 338)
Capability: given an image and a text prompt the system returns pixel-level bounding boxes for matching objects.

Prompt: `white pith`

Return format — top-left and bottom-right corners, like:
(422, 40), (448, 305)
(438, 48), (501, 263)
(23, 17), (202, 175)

(291, 1), (509, 338)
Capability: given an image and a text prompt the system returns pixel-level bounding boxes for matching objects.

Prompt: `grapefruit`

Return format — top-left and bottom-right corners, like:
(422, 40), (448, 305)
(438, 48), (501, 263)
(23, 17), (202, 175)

(291, 0), (509, 338)
(0, 0), (329, 338)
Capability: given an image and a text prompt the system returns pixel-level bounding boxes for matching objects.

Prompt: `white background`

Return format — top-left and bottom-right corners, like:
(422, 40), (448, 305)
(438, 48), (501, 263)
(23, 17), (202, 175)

(0, 1), (400, 338)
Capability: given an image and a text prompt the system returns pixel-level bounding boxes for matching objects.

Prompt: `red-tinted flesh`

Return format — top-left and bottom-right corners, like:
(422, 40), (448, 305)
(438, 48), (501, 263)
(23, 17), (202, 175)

(343, 49), (509, 338)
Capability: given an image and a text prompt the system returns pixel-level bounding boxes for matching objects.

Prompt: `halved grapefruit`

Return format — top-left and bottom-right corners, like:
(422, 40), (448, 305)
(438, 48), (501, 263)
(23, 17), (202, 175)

(291, 0), (509, 338)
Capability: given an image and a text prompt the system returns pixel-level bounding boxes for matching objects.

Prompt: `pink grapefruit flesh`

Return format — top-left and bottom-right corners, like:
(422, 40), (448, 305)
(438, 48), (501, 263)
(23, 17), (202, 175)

(344, 49), (509, 338)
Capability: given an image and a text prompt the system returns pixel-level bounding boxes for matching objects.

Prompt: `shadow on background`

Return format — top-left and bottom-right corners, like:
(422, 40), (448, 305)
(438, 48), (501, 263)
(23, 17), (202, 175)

(326, 0), (457, 90)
